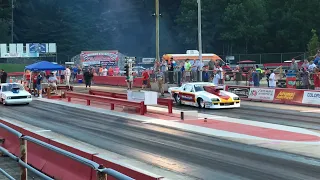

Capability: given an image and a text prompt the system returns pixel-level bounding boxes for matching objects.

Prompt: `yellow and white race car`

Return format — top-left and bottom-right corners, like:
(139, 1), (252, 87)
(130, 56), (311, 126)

(168, 82), (240, 109)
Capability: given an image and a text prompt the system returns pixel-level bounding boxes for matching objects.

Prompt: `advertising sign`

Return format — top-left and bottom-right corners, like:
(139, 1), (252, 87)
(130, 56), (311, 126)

(1, 52), (39, 58)
(227, 86), (250, 98)
(274, 89), (304, 103)
(248, 88), (275, 101)
(100, 61), (116, 66)
(302, 91), (320, 105)
(81, 51), (119, 66)
(29, 43), (47, 53)
(142, 58), (155, 64)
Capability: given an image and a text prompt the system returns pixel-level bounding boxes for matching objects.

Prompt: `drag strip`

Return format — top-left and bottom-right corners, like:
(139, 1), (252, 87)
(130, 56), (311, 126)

(174, 102), (320, 130)
(1, 101), (320, 180)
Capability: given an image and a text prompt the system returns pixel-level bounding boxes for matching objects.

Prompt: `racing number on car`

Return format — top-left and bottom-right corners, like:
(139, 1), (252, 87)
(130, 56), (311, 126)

(179, 93), (195, 102)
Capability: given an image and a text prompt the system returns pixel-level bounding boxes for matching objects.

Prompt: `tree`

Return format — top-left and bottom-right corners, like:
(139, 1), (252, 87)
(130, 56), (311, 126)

(219, 0), (267, 54)
(307, 29), (319, 58)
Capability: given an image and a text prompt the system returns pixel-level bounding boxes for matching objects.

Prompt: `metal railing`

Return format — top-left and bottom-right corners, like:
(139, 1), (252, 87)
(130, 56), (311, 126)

(0, 123), (134, 180)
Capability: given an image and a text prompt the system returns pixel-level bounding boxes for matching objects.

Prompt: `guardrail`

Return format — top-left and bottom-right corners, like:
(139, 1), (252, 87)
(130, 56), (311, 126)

(0, 122), (134, 180)
(225, 85), (320, 107)
(89, 90), (173, 113)
(65, 92), (146, 115)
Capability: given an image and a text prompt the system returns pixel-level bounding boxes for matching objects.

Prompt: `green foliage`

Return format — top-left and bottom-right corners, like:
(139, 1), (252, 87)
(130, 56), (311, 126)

(0, 0), (320, 58)
(307, 29), (319, 57)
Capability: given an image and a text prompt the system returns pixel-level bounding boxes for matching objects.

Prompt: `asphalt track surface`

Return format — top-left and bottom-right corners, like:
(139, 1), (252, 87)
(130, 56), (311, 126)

(1, 101), (320, 180)
(175, 102), (320, 131)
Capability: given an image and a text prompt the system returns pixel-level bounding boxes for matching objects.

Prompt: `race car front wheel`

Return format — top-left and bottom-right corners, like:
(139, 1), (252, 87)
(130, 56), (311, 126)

(174, 94), (181, 105)
(197, 98), (205, 109)
(1, 99), (6, 106)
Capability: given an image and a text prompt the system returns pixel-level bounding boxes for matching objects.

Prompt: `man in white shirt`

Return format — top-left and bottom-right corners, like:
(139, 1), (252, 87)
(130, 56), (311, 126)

(308, 61), (317, 72)
(65, 66), (71, 87)
(48, 73), (58, 93)
(269, 70), (276, 88)
(102, 66), (108, 76)
(213, 71), (220, 85)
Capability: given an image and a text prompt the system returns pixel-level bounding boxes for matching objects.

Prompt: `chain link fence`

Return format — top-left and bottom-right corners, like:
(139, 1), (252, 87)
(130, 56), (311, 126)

(218, 52), (307, 64)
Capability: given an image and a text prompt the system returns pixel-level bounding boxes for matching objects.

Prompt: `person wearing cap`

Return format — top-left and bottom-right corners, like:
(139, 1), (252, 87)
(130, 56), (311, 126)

(48, 73), (58, 93)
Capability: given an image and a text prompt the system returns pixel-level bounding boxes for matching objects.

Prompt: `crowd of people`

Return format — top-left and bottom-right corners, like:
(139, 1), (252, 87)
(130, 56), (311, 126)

(19, 50), (320, 98)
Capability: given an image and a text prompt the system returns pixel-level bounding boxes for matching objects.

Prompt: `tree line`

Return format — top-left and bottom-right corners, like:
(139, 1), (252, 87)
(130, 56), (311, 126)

(0, 0), (319, 60)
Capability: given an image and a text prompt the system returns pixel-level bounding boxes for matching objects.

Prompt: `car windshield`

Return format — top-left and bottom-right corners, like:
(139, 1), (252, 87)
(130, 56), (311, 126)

(194, 84), (214, 92)
(2, 84), (24, 92)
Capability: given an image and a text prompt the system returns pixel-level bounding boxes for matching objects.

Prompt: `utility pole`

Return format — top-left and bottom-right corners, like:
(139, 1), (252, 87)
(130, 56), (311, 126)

(155, 0), (160, 62)
(11, 0), (14, 43)
(197, 0), (203, 81)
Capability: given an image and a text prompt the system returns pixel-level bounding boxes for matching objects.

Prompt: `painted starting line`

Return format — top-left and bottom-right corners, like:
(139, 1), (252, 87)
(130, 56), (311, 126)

(36, 98), (320, 144)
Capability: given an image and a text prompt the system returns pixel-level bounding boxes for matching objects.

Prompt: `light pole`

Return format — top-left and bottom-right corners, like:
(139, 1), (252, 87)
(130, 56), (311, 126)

(197, 0), (203, 81)
(11, 0), (14, 43)
(155, 0), (160, 62)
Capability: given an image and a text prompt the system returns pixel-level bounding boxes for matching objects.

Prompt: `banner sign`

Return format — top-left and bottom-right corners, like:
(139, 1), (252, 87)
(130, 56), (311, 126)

(81, 51), (119, 66)
(302, 91), (320, 105)
(1, 52), (39, 58)
(248, 88), (275, 101)
(274, 89), (304, 103)
(142, 58), (155, 64)
(29, 43), (47, 53)
(100, 61), (116, 66)
(227, 86), (250, 98)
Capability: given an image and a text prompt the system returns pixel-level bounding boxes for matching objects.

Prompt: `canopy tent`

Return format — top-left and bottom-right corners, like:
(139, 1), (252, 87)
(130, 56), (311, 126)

(25, 61), (65, 71)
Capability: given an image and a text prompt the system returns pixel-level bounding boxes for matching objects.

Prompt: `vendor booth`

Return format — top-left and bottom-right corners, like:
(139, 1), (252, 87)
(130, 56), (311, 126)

(24, 61), (66, 93)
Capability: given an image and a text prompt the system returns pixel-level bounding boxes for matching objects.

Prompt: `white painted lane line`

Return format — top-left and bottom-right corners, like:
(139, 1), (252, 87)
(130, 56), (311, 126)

(35, 130), (52, 133)
(300, 109), (320, 113)
(147, 106), (320, 137)
(34, 98), (320, 144)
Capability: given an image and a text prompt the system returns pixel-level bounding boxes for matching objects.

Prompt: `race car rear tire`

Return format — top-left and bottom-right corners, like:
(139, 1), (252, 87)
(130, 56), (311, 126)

(197, 98), (205, 109)
(174, 94), (181, 105)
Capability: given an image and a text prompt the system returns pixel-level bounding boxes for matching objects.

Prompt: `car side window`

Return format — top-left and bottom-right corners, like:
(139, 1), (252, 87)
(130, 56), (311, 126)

(184, 85), (193, 92)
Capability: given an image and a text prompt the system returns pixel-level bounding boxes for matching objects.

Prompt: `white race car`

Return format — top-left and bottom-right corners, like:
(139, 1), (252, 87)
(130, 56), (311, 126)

(168, 82), (240, 109)
(0, 83), (32, 105)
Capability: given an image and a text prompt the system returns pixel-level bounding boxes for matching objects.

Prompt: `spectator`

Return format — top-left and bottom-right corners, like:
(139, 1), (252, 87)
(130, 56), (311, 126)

(302, 59), (309, 70)
(313, 68), (320, 90)
(184, 59), (192, 82)
(265, 68), (270, 87)
(290, 58), (299, 72)
(1, 69), (7, 83)
(252, 68), (260, 87)
(108, 67), (114, 76)
(83, 69), (93, 89)
(212, 70), (220, 85)
(72, 66), (78, 82)
(101, 66), (107, 76)
(65, 66), (71, 87)
(191, 60), (198, 81)
(301, 68), (310, 89)
(168, 58), (174, 84)
(60, 69), (65, 84)
(216, 65), (224, 85)
(255, 65), (262, 73)
(202, 67), (209, 82)
(308, 61), (317, 72)
(32, 72), (38, 92)
(126, 72), (134, 90)
(114, 66), (120, 76)
(142, 69), (149, 90)
(269, 70), (276, 88)
(160, 59), (167, 82)
(48, 73), (58, 93)
(36, 72), (43, 98)
(180, 61), (185, 83)
(98, 66), (103, 76)
(156, 69), (164, 97)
